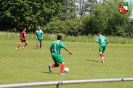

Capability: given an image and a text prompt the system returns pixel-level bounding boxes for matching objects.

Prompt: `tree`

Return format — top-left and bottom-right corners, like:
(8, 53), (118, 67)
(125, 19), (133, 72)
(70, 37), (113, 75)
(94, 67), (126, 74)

(82, 0), (132, 36)
(44, 18), (83, 36)
(0, 0), (66, 32)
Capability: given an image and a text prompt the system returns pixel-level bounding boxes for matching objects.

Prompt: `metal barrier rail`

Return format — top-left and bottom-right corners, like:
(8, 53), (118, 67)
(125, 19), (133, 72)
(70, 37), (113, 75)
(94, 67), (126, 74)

(0, 78), (133, 88)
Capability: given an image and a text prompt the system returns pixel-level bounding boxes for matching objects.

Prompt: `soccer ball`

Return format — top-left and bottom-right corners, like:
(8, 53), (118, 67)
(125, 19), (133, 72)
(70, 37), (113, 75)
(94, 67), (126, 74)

(64, 67), (69, 72)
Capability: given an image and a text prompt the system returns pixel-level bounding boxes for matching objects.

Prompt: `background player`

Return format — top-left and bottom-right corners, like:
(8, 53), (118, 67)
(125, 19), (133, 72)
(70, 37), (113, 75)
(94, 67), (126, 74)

(96, 32), (108, 62)
(49, 34), (72, 75)
(16, 28), (28, 51)
(36, 27), (44, 49)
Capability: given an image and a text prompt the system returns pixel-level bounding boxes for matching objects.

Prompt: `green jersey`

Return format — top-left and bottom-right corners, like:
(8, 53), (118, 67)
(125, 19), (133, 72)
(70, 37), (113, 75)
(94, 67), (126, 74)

(36, 30), (44, 39)
(96, 35), (108, 46)
(50, 40), (66, 55)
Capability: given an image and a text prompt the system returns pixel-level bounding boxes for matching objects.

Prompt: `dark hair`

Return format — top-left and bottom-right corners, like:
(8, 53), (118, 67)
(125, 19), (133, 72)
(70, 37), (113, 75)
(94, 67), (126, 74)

(98, 32), (102, 34)
(57, 34), (62, 40)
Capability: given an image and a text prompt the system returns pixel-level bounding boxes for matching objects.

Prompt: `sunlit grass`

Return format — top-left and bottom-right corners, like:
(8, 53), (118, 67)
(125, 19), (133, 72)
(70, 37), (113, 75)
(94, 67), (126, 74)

(0, 39), (133, 88)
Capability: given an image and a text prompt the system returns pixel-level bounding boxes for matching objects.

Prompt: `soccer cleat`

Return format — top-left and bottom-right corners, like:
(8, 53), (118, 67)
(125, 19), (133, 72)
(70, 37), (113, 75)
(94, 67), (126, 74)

(49, 65), (52, 72)
(23, 47), (26, 50)
(16, 48), (18, 51)
(60, 73), (66, 76)
(101, 59), (104, 62)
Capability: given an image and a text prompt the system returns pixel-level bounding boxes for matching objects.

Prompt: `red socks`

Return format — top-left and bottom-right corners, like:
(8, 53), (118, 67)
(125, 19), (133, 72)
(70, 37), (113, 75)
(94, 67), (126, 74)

(36, 43), (42, 49)
(24, 43), (27, 48)
(100, 53), (105, 60)
(100, 53), (103, 57)
(17, 43), (21, 48)
(50, 63), (65, 73)
(51, 64), (59, 68)
(36, 43), (39, 48)
(60, 63), (64, 73)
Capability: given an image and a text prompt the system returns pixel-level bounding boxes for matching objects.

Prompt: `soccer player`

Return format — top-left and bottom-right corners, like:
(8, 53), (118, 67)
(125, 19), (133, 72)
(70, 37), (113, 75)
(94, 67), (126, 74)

(96, 32), (108, 62)
(49, 34), (72, 75)
(16, 28), (28, 51)
(36, 27), (44, 49)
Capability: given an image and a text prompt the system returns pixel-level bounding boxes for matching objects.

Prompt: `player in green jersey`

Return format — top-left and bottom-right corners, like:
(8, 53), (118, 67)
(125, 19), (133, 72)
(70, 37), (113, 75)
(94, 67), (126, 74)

(49, 34), (72, 75)
(96, 32), (108, 62)
(36, 27), (44, 49)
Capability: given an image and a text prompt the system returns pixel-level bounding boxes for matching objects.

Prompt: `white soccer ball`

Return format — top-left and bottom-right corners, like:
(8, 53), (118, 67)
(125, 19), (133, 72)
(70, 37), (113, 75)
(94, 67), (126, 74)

(64, 67), (69, 72)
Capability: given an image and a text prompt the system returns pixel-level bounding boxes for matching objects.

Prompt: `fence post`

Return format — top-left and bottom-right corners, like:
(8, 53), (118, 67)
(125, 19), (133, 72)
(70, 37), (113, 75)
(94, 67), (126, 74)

(56, 81), (62, 88)
(126, 38), (128, 44)
(7, 30), (9, 39)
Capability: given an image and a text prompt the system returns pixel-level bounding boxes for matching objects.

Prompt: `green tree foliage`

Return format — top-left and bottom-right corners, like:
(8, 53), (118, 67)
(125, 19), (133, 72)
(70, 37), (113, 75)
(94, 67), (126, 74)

(44, 19), (82, 36)
(81, 0), (132, 36)
(0, 0), (66, 31)
(0, 0), (133, 37)
(55, 0), (76, 20)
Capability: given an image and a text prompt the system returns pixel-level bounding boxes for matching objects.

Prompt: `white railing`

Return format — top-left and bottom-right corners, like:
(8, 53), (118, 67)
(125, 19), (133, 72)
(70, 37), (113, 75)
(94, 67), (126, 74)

(0, 78), (133, 88)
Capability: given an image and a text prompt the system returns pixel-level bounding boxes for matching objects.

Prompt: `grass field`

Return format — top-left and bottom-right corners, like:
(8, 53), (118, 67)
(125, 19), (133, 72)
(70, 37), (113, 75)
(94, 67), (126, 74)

(0, 39), (133, 88)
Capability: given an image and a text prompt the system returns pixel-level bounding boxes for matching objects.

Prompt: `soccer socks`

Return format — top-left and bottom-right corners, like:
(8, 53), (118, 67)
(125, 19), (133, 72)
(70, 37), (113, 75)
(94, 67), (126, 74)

(17, 43), (21, 49)
(24, 43), (27, 48)
(100, 53), (104, 60)
(60, 63), (64, 73)
(36, 43), (42, 49)
(49, 64), (65, 74)
(102, 54), (104, 57)
(51, 64), (59, 68)
(36, 43), (39, 49)
(40, 43), (42, 49)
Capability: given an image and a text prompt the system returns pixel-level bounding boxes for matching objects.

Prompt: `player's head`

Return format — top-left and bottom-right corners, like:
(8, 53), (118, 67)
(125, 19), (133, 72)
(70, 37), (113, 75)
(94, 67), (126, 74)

(98, 32), (102, 36)
(38, 27), (41, 30)
(23, 28), (26, 31)
(57, 34), (62, 40)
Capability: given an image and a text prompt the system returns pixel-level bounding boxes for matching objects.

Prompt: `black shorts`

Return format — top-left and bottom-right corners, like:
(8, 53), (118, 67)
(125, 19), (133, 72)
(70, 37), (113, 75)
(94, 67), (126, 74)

(21, 40), (26, 43)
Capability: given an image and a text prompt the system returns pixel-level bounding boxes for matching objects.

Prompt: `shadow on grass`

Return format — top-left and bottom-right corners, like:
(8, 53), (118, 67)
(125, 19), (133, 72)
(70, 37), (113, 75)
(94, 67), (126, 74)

(86, 60), (99, 62)
(42, 72), (59, 74)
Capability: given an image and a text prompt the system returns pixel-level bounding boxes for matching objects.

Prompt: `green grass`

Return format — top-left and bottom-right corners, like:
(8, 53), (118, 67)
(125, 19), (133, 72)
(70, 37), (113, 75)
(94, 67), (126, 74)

(0, 39), (133, 88)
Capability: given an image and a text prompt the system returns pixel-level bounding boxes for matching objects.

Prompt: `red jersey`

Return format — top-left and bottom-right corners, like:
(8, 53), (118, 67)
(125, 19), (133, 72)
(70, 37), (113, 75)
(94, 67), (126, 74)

(20, 30), (26, 40)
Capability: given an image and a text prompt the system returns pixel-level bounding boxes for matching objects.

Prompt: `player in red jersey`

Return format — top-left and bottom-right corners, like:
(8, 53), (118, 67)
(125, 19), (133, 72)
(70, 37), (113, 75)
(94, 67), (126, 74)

(16, 28), (28, 51)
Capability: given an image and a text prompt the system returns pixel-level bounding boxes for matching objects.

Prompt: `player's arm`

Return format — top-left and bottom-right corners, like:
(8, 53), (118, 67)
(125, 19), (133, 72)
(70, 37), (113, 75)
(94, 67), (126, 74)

(42, 34), (44, 39)
(36, 35), (37, 39)
(25, 35), (28, 38)
(35, 31), (38, 39)
(42, 31), (44, 39)
(96, 38), (99, 43)
(50, 44), (53, 54)
(24, 32), (28, 38)
(50, 48), (52, 54)
(24, 34), (29, 39)
(64, 47), (72, 55)
(106, 42), (108, 45)
(61, 43), (72, 55)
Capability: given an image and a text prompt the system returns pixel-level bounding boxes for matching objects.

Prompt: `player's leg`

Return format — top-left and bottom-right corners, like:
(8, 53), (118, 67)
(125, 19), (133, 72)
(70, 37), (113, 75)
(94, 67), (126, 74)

(39, 39), (42, 49)
(36, 42), (39, 49)
(36, 39), (39, 49)
(23, 40), (28, 49)
(102, 46), (106, 60)
(49, 55), (59, 72)
(99, 46), (104, 62)
(51, 56), (60, 68)
(51, 64), (59, 68)
(16, 41), (22, 50)
(60, 62), (65, 75)
(58, 56), (65, 75)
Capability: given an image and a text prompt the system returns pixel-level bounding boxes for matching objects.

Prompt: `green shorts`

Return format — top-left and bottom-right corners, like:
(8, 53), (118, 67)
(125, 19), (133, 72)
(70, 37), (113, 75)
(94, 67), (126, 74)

(99, 45), (106, 53)
(36, 39), (42, 42)
(51, 53), (64, 65)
